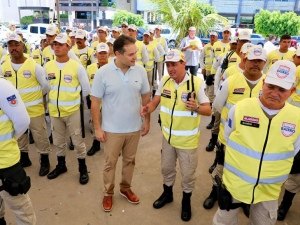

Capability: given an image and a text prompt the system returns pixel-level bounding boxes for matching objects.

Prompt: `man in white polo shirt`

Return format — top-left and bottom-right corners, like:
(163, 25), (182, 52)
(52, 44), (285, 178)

(91, 35), (150, 212)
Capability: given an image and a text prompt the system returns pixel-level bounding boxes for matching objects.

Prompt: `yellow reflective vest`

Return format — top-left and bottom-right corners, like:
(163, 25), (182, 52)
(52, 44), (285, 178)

(136, 40), (145, 66)
(224, 98), (300, 204)
(87, 62), (100, 87)
(42, 46), (55, 65)
(211, 41), (231, 74)
(203, 43), (214, 71)
(160, 75), (202, 149)
(1, 58), (44, 117)
(265, 49), (294, 72)
(291, 66), (300, 103)
(45, 59), (81, 117)
(218, 73), (264, 144)
(31, 48), (43, 66)
(144, 42), (156, 72)
(0, 109), (20, 168)
(73, 47), (94, 68)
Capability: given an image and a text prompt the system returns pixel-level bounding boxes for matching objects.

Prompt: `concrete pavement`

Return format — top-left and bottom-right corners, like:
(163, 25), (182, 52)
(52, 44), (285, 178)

(4, 109), (300, 225)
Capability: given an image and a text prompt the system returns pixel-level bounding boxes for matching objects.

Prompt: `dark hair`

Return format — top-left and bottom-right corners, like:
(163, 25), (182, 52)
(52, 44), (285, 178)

(280, 34), (291, 42)
(113, 35), (136, 54)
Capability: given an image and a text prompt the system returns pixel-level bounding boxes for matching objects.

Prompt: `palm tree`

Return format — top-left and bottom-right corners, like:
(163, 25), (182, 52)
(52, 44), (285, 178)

(150, 0), (229, 42)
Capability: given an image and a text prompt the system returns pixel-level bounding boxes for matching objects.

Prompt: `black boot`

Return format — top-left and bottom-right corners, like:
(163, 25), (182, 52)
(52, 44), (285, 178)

(69, 137), (74, 150)
(206, 115), (215, 129)
(78, 158), (89, 185)
(39, 154), (50, 176)
(208, 154), (218, 174)
(277, 190), (296, 221)
(206, 133), (218, 152)
(203, 185), (218, 209)
(0, 217), (6, 225)
(20, 152), (32, 167)
(242, 203), (250, 218)
(181, 192), (192, 221)
(153, 184), (173, 209)
(87, 139), (101, 156)
(29, 130), (34, 144)
(47, 156), (67, 179)
(49, 133), (53, 144)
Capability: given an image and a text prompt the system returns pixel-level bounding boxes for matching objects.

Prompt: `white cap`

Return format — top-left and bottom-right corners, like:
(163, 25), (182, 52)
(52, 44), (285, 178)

(240, 43), (254, 54)
(230, 37), (238, 44)
(66, 27), (72, 31)
(238, 30), (251, 41)
(107, 38), (115, 45)
(165, 49), (185, 62)
(98, 26), (107, 33)
(40, 34), (46, 40)
(143, 31), (150, 36)
(265, 60), (296, 90)
(128, 24), (137, 31)
(155, 25), (162, 30)
(246, 45), (267, 61)
(189, 26), (196, 31)
(46, 25), (57, 36)
(149, 28), (154, 34)
(121, 21), (128, 26)
(295, 48), (300, 56)
(112, 27), (120, 32)
(209, 31), (218, 36)
(223, 26), (231, 32)
(96, 42), (109, 53)
(53, 33), (71, 46)
(7, 32), (23, 42)
(75, 29), (86, 39)
(69, 31), (76, 37)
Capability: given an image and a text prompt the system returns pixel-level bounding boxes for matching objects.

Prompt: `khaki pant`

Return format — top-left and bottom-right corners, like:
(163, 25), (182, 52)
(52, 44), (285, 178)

(161, 137), (198, 193)
(157, 61), (164, 81)
(206, 84), (215, 103)
(212, 111), (221, 134)
(50, 110), (86, 158)
(284, 173), (300, 193)
(0, 192), (36, 225)
(213, 200), (278, 225)
(103, 131), (141, 196)
(18, 115), (51, 155)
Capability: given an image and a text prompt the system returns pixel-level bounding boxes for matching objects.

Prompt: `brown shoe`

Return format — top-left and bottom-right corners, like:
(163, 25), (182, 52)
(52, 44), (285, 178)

(102, 196), (113, 212)
(120, 189), (140, 204)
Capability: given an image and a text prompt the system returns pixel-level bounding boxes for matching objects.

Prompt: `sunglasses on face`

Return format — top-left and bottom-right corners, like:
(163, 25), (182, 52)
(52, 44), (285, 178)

(122, 25), (128, 28)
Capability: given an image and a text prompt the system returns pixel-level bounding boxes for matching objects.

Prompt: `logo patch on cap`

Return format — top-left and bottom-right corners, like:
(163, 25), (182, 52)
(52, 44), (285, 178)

(254, 48), (262, 56)
(281, 122), (295, 137)
(166, 51), (175, 59)
(276, 65), (290, 79)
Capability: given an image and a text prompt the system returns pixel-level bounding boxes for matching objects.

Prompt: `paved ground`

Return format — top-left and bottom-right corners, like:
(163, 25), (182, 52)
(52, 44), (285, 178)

(4, 108), (300, 225)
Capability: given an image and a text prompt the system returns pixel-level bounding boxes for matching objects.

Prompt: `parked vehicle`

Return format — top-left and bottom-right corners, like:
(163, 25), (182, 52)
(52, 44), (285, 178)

(291, 36), (300, 43)
(22, 23), (50, 45)
(250, 33), (265, 46)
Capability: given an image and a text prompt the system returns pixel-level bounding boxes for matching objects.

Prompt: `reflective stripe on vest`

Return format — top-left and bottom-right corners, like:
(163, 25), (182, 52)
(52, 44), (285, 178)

(159, 75), (202, 149)
(223, 98), (300, 204)
(218, 73), (263, 145)
(46, 59), (81, 117)
(1, 58), (44, 117)
(0, 109), (20, 168)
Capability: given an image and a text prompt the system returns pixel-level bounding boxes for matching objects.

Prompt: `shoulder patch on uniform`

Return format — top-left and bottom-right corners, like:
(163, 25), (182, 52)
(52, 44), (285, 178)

(6, 94), (17, 106)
